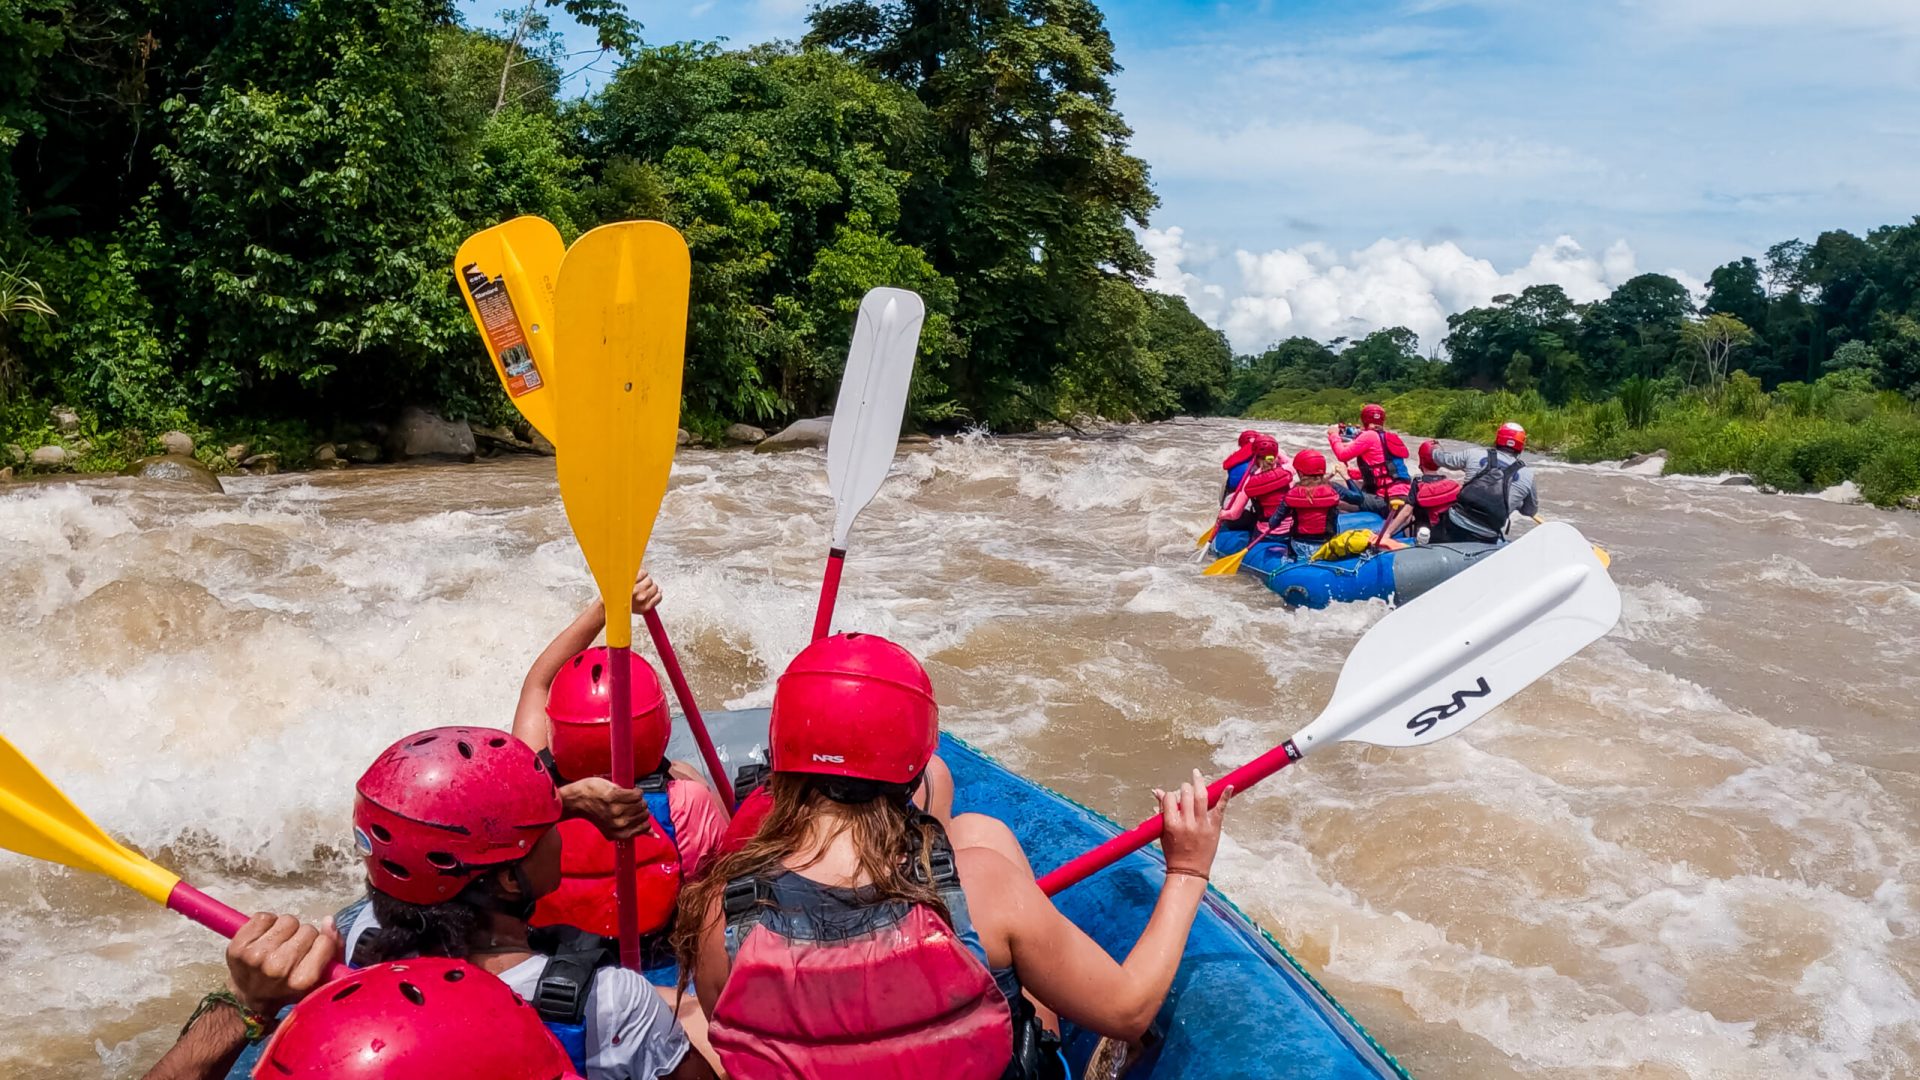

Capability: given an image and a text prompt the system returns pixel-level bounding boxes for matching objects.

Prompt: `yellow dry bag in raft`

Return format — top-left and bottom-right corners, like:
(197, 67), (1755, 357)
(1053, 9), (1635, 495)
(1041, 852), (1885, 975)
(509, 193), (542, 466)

(1312, 529), (1378, 561)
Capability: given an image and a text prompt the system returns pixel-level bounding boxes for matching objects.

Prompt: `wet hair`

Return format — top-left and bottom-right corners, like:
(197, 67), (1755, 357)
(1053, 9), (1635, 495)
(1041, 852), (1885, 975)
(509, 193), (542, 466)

(356, 873), (524, 966)
(671, 771), (949, 988)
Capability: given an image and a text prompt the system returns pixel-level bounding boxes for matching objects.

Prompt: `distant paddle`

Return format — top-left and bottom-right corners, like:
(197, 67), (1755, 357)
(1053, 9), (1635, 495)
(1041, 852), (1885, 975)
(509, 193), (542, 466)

(455, 218), (734, 811)
(1200, 528), (1274, 576)
(455, 215), (565, 444)
(551, 220), (692, 970)
(0, 733), (351, 978)
(1040, 522), (1620, 894)
(812, 287), (925, 641)
(1534, 515), (1611, 567)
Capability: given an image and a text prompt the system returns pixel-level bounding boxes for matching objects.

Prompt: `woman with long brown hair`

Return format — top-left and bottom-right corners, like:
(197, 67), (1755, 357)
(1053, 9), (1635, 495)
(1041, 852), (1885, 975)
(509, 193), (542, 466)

(673, 633), (1233, 1080)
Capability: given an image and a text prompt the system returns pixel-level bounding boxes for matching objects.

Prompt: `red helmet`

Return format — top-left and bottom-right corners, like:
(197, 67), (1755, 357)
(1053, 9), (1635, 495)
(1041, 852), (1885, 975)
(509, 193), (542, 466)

(1360, 403), (1386, 427)
(1418, 440), (1442, 474)
(546, 647), (671, 781)
(1249, 433), (1280, 461)
(1292, 448), (1327, 476)
(255, 958), (580, 1080)
(354, 728), (561, 905)
(1237, 429), (1259, 447)
(1495, 422), (1527, 453)
(771, 633), (937, 786)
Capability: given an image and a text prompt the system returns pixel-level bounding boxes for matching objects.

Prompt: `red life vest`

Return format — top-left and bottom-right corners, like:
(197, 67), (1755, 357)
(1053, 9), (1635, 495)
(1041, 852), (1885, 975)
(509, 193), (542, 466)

(1242, 463), (1294, 518)
(1222, 445), (1253, 472)
(1355, 430), (1412, 498)
(1282, 483), (1341, 544)
(709, 821), (1013, 1080)
(1410, 476), (1460, 527)
(531, 768), (681, 939)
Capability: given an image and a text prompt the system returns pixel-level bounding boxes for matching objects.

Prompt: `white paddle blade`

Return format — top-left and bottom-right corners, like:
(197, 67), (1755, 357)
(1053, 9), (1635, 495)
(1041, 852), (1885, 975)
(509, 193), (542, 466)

(826, 288), (925, 547)
(1293, 522), (1620, 753)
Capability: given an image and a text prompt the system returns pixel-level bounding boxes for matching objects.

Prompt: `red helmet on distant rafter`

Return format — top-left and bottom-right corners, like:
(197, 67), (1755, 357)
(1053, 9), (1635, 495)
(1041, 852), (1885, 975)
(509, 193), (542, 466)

(1291, 449), (1328, 476)
(1495, 422), (1527, 454)
(1418, 440), (1442, 473)
(1360, 403), (1386, 427)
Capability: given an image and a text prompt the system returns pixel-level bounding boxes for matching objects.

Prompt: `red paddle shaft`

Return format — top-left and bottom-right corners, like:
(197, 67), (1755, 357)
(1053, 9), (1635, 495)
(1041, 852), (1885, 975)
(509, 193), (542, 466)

(811, 548), (847, 642)
(608, 643), (642, 970)
(166, 882), (353, 980)
(642, 609), (734, 808)
(1036, 739), (1302, 896)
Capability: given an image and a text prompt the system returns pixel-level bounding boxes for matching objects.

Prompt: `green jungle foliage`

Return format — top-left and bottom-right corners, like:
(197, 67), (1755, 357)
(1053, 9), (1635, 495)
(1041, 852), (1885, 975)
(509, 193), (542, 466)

(1, 0), (1222, 470)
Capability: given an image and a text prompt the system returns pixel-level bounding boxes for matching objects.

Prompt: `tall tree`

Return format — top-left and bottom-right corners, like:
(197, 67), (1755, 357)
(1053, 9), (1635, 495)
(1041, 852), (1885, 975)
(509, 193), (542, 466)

(1577, 272), (1694, 386)
(806, 0), (1160, 425)
(1680, 312), (1755, 392)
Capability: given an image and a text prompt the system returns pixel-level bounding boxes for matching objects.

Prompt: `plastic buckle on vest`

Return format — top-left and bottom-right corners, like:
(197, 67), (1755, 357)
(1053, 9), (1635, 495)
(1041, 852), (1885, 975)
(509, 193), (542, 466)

(722, 875), (766, 922)
(926, 841), (960, 890)
(532, 968), (589, 1025)
(731, 763), (771, 808)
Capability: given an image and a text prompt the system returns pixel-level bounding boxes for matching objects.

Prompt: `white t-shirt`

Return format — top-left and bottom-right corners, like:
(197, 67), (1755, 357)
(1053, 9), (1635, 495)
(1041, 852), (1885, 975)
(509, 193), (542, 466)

(342, 901), (691, 1080)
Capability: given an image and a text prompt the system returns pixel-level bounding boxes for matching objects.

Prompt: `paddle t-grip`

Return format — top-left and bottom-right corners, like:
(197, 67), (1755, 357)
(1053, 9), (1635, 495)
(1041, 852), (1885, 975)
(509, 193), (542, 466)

(607, 643), (643, 971)
(1036, 740), (1301, 896)
(811, 548), (847, 642)
(165, 882), (354, 980)
(643, 609), (735, 807)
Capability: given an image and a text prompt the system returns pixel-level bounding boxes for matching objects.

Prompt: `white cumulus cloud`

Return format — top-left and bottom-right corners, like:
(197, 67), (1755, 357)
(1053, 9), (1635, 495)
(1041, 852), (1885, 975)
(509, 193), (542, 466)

(1141, 227), (1705, 354)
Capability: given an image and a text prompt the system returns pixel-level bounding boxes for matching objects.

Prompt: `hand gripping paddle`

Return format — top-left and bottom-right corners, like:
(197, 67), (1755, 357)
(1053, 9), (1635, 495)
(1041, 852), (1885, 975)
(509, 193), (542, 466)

(0, 733), (350, 978)
(1040, 521), (1620, 894)
(551, 221), (692, 970)
(812, 288), (925, 641)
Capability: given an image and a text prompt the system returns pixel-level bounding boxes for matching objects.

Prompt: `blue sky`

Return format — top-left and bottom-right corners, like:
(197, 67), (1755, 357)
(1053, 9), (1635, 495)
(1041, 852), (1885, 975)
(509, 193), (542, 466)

(461, 0), (1920, 351)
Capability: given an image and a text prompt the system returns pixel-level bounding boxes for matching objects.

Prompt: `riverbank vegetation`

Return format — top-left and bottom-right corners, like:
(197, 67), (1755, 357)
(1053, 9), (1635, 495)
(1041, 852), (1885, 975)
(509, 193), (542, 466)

(1238, 222), (1920, 508)
(0, 0), (1233, 475)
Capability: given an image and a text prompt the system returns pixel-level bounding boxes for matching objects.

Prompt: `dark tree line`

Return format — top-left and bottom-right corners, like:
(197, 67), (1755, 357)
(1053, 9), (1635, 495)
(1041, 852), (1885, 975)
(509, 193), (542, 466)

(1227, 219), (1920, 412)
(0, 0), (1233, 442)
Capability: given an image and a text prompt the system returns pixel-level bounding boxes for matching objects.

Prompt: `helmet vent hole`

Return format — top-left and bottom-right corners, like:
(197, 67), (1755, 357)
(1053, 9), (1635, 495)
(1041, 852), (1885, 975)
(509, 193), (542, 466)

(368, 823), (392, 843)
(444, 968), (465, 982)
(426, 851), (458, 869)
(332, 983), (363, 1002)
(409, 735), (438, 747)
(591, 663), (603, 683)
(488, 736), (507, 748)
(399, 981), (425, 1006)
(456, 740), (474, 759)
(379, 859), (411, 880)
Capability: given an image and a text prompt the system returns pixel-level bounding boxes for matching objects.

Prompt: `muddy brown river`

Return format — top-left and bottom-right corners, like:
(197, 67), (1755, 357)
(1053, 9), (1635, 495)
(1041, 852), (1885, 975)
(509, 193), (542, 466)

(2, 417), (1916, 1078)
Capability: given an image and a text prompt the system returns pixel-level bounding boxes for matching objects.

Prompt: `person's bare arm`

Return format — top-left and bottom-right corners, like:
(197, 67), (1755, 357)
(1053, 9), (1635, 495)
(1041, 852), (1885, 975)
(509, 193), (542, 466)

(512, 599), (608, 752)
(513, 571), (663, 751)
(141, 914), (340, 1080)
(691, 891), (731, 1020)
(969, 771), (1232, 1040)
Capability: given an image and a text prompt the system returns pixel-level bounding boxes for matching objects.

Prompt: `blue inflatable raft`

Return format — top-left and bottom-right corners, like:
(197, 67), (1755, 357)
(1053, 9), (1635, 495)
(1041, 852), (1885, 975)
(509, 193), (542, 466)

(675, 711), (1409, 1080)
(1214, 513), (1502, 609)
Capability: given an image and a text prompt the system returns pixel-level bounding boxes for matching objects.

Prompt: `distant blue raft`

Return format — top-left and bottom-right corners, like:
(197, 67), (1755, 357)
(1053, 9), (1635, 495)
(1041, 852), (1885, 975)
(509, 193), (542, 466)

(1221, 512), (1503, 609)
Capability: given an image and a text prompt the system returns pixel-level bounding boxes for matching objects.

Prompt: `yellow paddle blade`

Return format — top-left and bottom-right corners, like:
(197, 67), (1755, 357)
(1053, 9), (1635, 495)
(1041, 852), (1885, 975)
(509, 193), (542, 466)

(1593, 545), (1612, 568)
(1195, 523), (1217, 549)
(553, 221), (690, 650)
(456, 216), (566, 443)
(0, 734), (178, 904)
(1203, 545), (1252, 576)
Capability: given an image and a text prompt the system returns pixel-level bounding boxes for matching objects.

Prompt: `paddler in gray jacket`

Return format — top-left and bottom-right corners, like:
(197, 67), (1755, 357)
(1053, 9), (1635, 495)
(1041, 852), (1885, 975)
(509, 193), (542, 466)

(1430, 422), (1537, 541)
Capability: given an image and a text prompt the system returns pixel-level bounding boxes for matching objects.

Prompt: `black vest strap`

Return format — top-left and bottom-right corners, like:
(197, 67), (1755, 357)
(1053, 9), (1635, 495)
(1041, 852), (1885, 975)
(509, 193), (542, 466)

(529, 925), (616, 1026)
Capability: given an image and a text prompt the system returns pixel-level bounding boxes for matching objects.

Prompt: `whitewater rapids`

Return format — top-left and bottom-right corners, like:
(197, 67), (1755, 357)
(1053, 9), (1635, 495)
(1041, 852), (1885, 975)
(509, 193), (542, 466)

(1, 418), (1916, 1078)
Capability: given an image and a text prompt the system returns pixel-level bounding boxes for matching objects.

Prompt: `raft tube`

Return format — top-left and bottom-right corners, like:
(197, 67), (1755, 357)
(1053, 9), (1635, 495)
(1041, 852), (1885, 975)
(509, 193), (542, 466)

(671, 710), (1409, 1080)
(1237, 513), (1502, 609)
